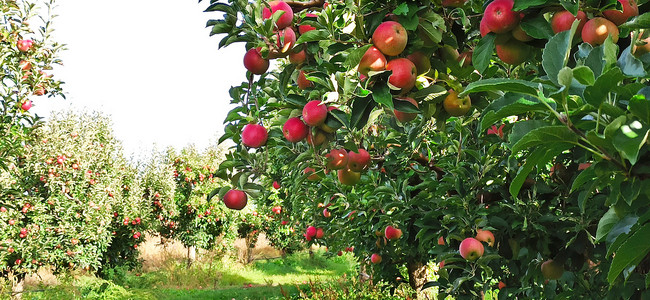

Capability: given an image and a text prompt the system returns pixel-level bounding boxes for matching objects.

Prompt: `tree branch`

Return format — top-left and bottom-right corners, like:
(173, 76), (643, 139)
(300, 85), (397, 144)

(285, 0), (325, 12)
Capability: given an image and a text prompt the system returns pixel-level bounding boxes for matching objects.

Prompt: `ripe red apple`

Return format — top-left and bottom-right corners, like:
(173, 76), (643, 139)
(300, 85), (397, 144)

(459, 237), (485, 260)
(21, 100), (32, 111)
(315, 227), (324, 239)
(406, 51), (431, 75)
(483, 0), (520, 34)
(289, 49), (307, 65)
(603, 0), (638, 26)
(275, 27), (296, 55)
(273, 181), (281, 189)
(393, 97), (419, 123)
(582, 17), (619, 46)
(241, 123), (268, 148)
(323, 208), (331, 218)
(299, 13), (317, 34)
(223, 189), (248, 210)
(480, 17), (490, 37)
(307, 128), (327, 146)
(17, 39), (33, 52)
(8, 219), (15, 225)
(475, 229), (495, 247)
(0, 207), (6, 212)
(438, 236), (445, 245)
(372, 21), (408, 56)
(443, 89), (471, 116)
(302, 100), (328, 126)
(347, 149), (371, 172)
(306, 226), (317, 238)
(297, 70), (313, 89)
(243, 48), (269, 75)
(541, 259), (564, 280)
(386, 58), (417, 92)
(498, 281), (506, 289)
(338, 168), (361, 185)
(19, 60), (32, 71)
(283, 117), (309, 142)
(304, 167), (321, 181)
(272, 206), (282, 214)
(326, 148), (348, 170)
(551, 10), (587, 34)
(262, 1), (294, 30)
(385, 225), (402, 240)
(496, 39), (530, 65)
(371, 253), (382, 264)
(358, 46), (387, 76)
(337, 251), (343, 256)
(442, 0), (466, 7)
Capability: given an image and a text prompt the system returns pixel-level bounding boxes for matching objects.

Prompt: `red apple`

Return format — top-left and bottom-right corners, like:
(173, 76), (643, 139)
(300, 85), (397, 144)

(306, 226), (317, 238)
(386, 58), (417, 92)
(243, 48), (269, 75)
(323, 208), (331, 218)
(19, 60), (32, 71)
(603, 0), (638, 26)
(273, 181), (281, 189)
(326, 148), (348, 170)
(459, 237), (484, 260)
(496, 39), (530, 65)
(299, 13), (317, 34)
(393, 97), (419, 123)
(347, 149), (371, 172)
(372, 21), (408, 56)
(0, 207), (6, 212)
(443, 89), (471, 116)
(275, 27), (296, 55)
(297, 70), (313, 89)
(302, 100), (328, 126)
(315, 227), (324, 239)
(338, 168), (361, 185)
(223, 189), (248, 210)
(283, 117), (309, 142)
(541, 259), (564, 280)
(582, 17), (619, 46)
(480, 17), (490, 37)
(337, 251), (343, 256)
(498, 281), (506, 289)
(304, 167), (321, 181)
(289, 49), (307, 65)
(371, 253), (382, 264)
(241, 123), (268, 148)
(483, 0), (520, 34)
(551, 10), (587, 35)
(385, 225), (402, 240)
(438, 236), (445, 245)
(475, 229), (495, 247)
(262, 1), (294, 30)
(272, 206), (282, 214)
(17, 39), (33, 52)
(21, 100), (32, 111)
(358, 46), (387, 76)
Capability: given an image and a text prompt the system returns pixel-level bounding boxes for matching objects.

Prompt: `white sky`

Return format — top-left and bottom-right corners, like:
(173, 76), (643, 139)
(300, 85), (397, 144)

(31, 0), (246, 159)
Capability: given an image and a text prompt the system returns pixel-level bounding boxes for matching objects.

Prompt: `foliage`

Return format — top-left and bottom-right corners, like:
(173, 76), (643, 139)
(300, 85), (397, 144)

(204, 0), (650, 298)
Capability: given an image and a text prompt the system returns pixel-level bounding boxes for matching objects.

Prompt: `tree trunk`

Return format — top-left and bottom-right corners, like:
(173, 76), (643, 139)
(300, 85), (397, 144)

(10, 272), (25, 300)
(187, 246), (196, 267)
(407, 260), (427, 292)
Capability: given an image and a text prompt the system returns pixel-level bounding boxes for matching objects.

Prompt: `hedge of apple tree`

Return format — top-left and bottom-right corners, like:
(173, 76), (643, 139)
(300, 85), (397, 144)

(204, 0), (650, 298)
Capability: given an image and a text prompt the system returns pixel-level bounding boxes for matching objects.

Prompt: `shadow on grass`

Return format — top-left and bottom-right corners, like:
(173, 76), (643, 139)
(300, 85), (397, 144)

(251, 251), (354, 279)
(146, 285), (302, 300)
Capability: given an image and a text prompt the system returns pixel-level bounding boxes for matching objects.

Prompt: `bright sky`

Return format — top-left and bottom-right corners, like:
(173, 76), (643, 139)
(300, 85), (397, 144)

(31, 0), (246, 159)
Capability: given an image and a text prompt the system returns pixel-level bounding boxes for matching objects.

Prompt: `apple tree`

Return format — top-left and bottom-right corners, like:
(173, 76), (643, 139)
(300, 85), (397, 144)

(203, 0), (650, 298)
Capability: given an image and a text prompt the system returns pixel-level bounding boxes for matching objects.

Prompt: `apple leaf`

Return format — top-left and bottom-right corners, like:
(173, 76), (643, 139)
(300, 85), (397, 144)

(460, 78), (544, 98)
(295, 29), (329, 45)
(608, 223), (650, 284)
(582, 67), (624, 107)
(612, 119), (650, 166)
(511, 125), (578, 154)
(559, 1), (579, 15)
(617, 47), (647, 77)
(542, 21), (577, 86)
(510, 143), (571, 198)
(421, 281), (440, 291)
(285, 94), (307, 107)
(328, 109), (350, 129)
(619, 12), (650, 30)
(393, 98), (420, 113)
(480, 93), (555, 131)
(344, 44), (372, 69)
(520, 15), (554, 40)
(572, 66), (596, 86)
(473, 33), (495, 74)
(350, 96), (375, 130)
(596, 208), (621, 242)
(628, 95), (650, 124)
(205, 3), (233, 14)
(513, 0), (546, 11)
(571, 166), (597, 194)
(372, 84), (393, 109)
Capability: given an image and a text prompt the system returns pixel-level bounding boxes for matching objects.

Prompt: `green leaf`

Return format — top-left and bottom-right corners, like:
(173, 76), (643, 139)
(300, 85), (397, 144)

(583, 68), (625, 107)
(519, 15), (554, 39)
(344, 44), (372, 68)
(557, 67), (573, 87)
(327, 109), (349, 129)
(628, 95), (650, 124)
(619, 12), (650, 30)
(571, 166), (597, 193)
(511, 126), (578, 153)
(205, 3), (232, 13)
(285, 94), (307, 106)
(508, 120), (551, 148)
(617, 47), (647, 77)
(510, 144), (569, 198)
(596, 208), (621, 242)
(542, 24), (576, 86)
(613, 119), (650, 165)
(372, 84), (393, 109)
(393, 98), (420, 113)
(473, 34), (496, 74)
(350, 96), (375, 130)
(295, 29), (329, 44)
(393, 3), (409, 15)
(460, 78), (543, 98)
(572, 66), (596, 86)
(621, 178), (642, 206)
(209, 20), (233, 35)
(421, 281), (440, 290)
(513, 0), (547, 10)
(480, 93), (555, 131)
(559, 1), (579, 14)
(608, 223), (650, 284)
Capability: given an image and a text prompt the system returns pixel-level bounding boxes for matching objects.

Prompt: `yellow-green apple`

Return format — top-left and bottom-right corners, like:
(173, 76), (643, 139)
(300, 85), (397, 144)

(475, 229), (495, 247)
(371, 253), (382, 264)
(307, 128), (327, 146)
(496, 39), (530, 65)
(304, 167), (321, 181)
(603, 0), (638, 26)
(315, 227), (324, 239)
(338, 168), (361, 185)
(442, 0), (466, 7)
(406, 51), (431, 75)
(299, 13), (317, 34)
(17, 39), (33, 52)
(386, 58), (417, 92)
(541, 259), (564, 280)
(283, 117), (309, 142)
(347, 148), (371, 172)
(632, 31), (650, 57)
(323, 208), (331, 218)
(372, 21), (408, 56)
(582, 17), (619, 45)
(262, 0), (294, 29)
(223, 189), (248, 210)
(443, 89), (471, 116)
(21, 100), (32, 111)
(483, 0), (520, 34)
(551, 10), (587, 34)
(289, 48), (307, 65)
(393, 97), (419, 123)
(302, 100), (328, 126)
(297, 70), (313, 89)
(358, 46), (387, 76)
(512, 25), (533, 41)
(439, 45), (460, 62)
(243, 48), (269, 75)
(459, 237), (484, 260)
(385, 225), (402, 240)
(325, 148), (348, 170)
(241, 123), (268, 148)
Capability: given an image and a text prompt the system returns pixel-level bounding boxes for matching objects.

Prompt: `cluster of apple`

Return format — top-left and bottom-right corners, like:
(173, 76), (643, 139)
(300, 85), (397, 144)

(304, 225), (324, 241)
(458, 228), (495, 261)
(368, 225), (402, 265)
(14, 38), (54, 111)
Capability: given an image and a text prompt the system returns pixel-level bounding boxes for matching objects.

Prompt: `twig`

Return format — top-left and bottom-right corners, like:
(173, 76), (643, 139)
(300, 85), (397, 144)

(285, 0), (325, 12)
